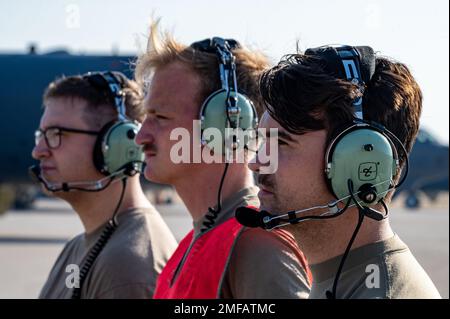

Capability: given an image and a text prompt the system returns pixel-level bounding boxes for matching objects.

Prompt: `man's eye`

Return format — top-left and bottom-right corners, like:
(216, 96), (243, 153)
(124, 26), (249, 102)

(278, 139), (288, 146)
(156, 115), (168, 120)
(48, 130), (61, 137)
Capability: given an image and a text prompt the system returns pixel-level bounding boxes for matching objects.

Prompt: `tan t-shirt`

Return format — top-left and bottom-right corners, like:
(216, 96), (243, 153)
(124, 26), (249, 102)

(190, 186), (311, 299)
(39, 207), (177, 299)
(308, 234), (441, 299)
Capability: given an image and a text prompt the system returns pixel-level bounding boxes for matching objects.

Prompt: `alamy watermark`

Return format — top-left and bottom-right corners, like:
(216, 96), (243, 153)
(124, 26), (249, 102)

(169, 120), (279, 174)
(65, 264), (80, 289)
(365, 264), (380, 289)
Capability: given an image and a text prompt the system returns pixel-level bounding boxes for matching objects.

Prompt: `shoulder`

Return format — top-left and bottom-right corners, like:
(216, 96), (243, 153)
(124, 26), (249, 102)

(85, 208), (177, 298)
(38, 233), (85, 299)
(50, 233), (84, 267)
(63, 233), (84, 251)
(98, 207), (176, 272)
(346, 240), (441, 299)
(221, 226), (311, 298)
(382, 245), (441, 298)
(112, 207), (177, 260)
(234, 227), (307, 262)
(232, 227), (310, 277)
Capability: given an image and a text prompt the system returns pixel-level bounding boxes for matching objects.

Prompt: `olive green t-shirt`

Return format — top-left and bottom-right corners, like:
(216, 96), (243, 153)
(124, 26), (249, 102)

(309, 234), (441, 299)
(190, 186), (311, 299)
(39, 207), (177, 299)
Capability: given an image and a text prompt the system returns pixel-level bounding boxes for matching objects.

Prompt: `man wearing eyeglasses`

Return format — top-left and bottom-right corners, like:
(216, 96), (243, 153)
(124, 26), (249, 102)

(32, 72), (177, 298)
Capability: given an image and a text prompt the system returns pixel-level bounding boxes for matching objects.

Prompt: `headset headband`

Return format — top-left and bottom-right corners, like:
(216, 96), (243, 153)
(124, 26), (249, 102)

(191, 37), (240, 95)
(305, 45), (376, 120)
(83, 71), (128, 121)
(190, 37), (240, 53)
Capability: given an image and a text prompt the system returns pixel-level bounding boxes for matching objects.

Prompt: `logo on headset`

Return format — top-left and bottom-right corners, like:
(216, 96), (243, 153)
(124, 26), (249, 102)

(359, 162), (377, 181)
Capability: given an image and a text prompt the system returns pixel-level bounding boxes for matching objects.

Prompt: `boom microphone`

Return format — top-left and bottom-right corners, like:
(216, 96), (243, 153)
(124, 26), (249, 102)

(29, 165), (136, 192)
(235, 188), (387, 230)
(235, 206), (273, 229)
(235, 203), (343, 230)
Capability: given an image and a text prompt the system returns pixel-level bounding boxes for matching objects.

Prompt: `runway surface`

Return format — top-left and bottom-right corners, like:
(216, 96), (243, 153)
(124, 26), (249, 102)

(0, 197), (448, 298)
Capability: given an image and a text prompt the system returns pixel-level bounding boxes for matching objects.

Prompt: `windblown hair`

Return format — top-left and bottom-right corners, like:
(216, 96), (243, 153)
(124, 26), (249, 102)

(134, 20), (271, 117)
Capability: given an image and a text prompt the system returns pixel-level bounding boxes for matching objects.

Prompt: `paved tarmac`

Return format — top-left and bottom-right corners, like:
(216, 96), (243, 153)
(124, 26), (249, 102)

(0, 197), (448, 298)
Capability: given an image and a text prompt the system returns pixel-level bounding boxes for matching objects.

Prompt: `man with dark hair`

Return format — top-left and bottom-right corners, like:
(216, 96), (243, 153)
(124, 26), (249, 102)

(32, 72), (177, 298)
(247, 45), (441, 298)
(134, 22), (311, 298)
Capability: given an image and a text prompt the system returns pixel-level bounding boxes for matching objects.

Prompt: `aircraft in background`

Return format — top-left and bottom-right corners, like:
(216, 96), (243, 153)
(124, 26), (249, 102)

(0, 49), (173, 214)
(394, 129), (449, 208)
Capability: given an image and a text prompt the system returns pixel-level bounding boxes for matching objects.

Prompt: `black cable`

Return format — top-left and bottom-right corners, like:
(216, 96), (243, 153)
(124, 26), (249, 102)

(71, 178), (127, 299)
(110, 178), (127, 226)
(378, 198), (389, 219)
(217, 162), (229, 211)
(326, 179), (366, 299)
(201, 162), (230, 232)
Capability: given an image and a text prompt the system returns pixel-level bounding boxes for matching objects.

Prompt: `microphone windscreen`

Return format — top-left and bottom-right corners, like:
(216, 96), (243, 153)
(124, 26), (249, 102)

(28, 165), (41, 182)
(235, 206), (267, 228)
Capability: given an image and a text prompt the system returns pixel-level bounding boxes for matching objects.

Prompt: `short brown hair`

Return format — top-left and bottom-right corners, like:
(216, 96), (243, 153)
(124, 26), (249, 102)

(134, 20), (270, 117)
(43, 73), (145, 129)
(259, 52), (423, 179)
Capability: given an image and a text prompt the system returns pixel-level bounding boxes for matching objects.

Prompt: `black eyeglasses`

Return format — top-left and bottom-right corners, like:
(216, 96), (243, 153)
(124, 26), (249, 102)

(35, 126), (99, 149)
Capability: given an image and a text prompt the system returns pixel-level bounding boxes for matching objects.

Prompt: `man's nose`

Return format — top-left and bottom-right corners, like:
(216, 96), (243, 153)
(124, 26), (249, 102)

(135, 118), (155, 146)
(248, 149), (262, 173)
(31, 138), (50, 160)
(248, 137), (275, 173)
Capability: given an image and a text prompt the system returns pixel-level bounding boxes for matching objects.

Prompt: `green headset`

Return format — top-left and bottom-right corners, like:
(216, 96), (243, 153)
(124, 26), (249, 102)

(190, 38), (259, 232)
(83, 71), (145, 176)
(305, 45), (401, 206)
(191, 37), (258, 154)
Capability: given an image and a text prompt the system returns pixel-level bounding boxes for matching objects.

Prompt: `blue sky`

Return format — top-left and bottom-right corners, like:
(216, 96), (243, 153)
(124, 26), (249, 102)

(1, 0), (448, 143)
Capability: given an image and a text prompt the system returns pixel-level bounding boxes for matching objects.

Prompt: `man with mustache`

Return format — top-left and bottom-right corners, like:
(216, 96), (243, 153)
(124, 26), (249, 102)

(32, 72), (177, 298)
(248, 45), (441, 298)
(134, 22), (311, 298)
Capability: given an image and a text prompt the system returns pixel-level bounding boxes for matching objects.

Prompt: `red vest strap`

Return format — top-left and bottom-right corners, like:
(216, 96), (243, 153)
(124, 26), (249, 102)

(154, 218), (244, 299)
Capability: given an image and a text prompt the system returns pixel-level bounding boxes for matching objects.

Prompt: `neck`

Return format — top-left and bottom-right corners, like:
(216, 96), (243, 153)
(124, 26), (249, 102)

(292, 206), (394, 265)
(62, 176), (151, 234)
(174, 163), (254, 222)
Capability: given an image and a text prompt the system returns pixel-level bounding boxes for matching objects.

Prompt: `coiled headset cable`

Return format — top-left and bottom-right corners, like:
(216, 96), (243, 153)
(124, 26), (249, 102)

(201, 162), (230, 232)
(71, 178), (127, 299)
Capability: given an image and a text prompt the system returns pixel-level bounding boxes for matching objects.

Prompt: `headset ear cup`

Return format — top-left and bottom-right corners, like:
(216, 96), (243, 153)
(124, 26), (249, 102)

(200, 89), (257, 154)
(93, 120), (117, 175)
(325, 126), (397, 205)
(325, 142), (339, 199)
